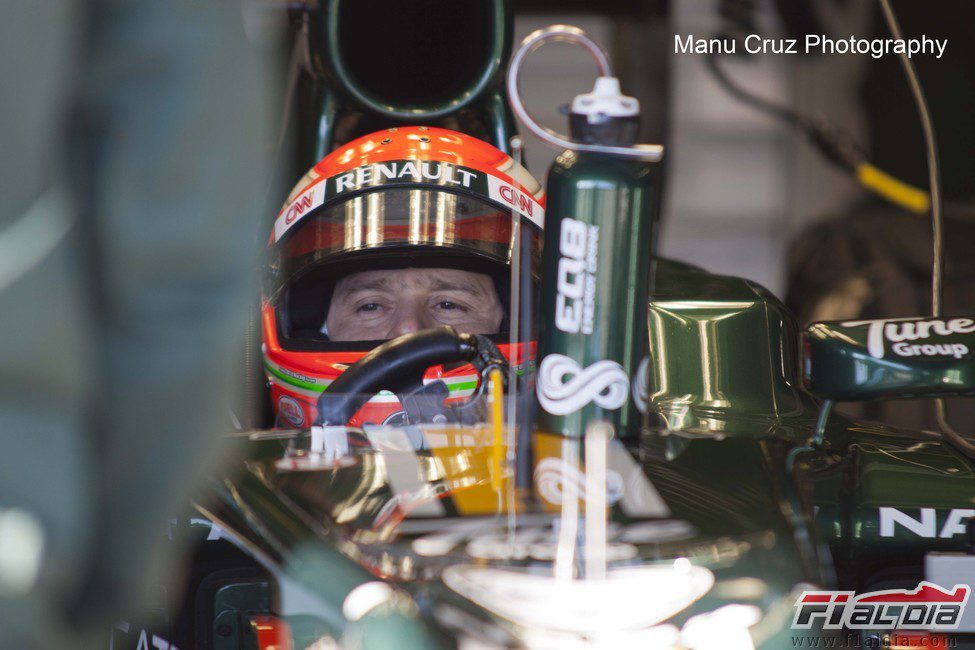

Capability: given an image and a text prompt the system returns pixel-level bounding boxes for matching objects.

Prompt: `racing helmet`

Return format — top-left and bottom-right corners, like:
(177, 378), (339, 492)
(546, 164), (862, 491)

(263, 126), (545, 428)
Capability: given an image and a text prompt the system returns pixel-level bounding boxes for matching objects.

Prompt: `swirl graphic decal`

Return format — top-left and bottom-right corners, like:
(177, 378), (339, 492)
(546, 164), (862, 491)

(631, 355), (650, 414)
(536, 354), (629, 415)
(534, 457), (623, 506)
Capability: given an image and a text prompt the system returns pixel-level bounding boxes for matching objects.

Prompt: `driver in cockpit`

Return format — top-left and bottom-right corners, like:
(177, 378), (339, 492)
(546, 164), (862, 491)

(261, 126), (545, 428)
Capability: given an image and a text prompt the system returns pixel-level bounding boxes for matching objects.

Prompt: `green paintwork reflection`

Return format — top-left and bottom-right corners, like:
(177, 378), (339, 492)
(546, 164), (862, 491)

(221, 424), (837, 647)
(645, 260), (818, 434)
(208, 469), (448, 648)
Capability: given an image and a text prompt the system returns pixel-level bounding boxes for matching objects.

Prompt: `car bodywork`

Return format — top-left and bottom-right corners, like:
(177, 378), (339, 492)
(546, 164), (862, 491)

(130, 259), (973, 650)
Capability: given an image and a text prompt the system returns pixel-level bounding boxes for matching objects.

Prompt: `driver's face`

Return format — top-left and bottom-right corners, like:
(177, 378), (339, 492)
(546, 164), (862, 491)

(325, 268), (503, 341)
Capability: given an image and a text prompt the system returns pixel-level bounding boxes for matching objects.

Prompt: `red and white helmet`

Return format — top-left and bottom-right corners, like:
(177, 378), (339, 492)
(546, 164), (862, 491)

(263, 126), (545, 428)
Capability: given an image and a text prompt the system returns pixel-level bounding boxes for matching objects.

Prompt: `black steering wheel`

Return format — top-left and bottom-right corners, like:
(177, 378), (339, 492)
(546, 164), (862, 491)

(314, 327), (508, 427)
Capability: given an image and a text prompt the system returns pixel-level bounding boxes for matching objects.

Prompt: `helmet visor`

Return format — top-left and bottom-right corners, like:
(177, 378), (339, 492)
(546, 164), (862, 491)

(268, 187), (541, 347)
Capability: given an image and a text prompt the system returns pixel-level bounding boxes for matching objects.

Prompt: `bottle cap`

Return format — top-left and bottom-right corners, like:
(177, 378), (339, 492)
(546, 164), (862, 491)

(570, 77), (640, 122)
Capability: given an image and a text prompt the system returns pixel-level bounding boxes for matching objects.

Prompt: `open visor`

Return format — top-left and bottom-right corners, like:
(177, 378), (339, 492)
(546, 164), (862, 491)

(267, 187), (542, 346)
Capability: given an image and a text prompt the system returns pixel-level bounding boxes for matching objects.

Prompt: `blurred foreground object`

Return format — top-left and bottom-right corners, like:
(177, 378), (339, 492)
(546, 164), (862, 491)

(0, 1), (273, 647)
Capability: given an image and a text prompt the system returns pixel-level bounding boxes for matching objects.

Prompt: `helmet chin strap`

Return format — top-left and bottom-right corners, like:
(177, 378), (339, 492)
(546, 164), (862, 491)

(319, 320), (330, 339)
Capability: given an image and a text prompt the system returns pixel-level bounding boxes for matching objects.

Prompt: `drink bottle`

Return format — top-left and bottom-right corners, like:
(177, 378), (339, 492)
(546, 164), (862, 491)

(535, 78), (659, 439)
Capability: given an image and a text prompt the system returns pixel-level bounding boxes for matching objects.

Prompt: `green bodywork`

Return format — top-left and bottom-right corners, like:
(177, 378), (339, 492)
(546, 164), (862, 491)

(805, 317), (975, 401)
(646, 259), (975, 581)
(197, 259), (975, 648)
(306, 0), (517, 157)
(186, 2), (975, 646)
(646, 259), (815, 432)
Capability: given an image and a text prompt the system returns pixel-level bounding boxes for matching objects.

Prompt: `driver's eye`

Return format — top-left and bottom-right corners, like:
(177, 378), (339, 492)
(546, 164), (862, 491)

(436, 301), (467, 312)
(357, 302), (383, 313)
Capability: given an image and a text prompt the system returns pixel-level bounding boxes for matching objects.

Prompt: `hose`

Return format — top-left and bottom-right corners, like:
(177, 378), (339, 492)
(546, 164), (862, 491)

(704, 50), (930, 214)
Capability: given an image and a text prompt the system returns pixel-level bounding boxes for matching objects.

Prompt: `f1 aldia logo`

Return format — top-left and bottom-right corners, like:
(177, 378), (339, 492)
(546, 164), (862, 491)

(793, 582), (970, 631)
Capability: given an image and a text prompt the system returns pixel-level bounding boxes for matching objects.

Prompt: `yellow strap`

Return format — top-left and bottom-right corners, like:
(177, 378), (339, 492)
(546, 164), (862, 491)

(855, 163), (930, 214)
(488, 369), (505, 492)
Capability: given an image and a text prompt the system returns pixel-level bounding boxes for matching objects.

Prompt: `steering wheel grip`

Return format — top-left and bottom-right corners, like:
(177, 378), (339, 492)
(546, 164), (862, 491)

(315, 327), (480, 426)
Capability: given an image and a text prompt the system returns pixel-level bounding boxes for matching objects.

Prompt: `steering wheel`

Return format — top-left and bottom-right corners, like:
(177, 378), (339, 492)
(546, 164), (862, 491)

(314, 327), (509, 427)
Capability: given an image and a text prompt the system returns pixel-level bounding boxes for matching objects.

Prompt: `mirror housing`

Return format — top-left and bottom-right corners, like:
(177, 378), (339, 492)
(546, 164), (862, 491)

(803, 317), (975, 401)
